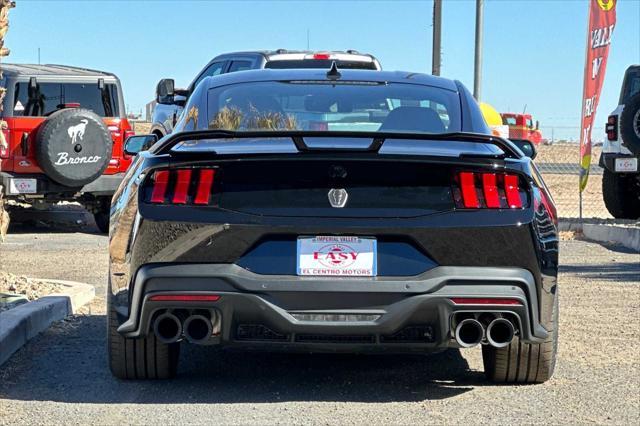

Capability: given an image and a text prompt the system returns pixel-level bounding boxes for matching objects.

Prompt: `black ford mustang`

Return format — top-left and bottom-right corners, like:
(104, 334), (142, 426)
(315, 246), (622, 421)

(108, 67), (559, 383)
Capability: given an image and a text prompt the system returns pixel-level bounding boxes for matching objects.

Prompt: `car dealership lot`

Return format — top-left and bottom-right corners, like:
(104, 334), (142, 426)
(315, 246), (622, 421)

(0, 209), (638, 424)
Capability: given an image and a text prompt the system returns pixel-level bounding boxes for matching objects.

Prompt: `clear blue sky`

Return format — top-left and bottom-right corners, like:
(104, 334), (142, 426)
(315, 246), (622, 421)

(5, 0), (640, 138)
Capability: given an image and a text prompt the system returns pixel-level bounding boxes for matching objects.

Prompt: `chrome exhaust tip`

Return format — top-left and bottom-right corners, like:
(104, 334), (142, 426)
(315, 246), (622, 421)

(486, 318), (515, 348)
(183, 314), (213, 344)
(455, 318), (484, 348)
(153, 312), (182, 344)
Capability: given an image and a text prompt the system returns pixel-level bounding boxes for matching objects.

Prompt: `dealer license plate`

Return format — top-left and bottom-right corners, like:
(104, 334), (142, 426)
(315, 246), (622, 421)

(297, 236), (377, 277)
(614, 158), (638, 172)
(8, 178), (37, 194)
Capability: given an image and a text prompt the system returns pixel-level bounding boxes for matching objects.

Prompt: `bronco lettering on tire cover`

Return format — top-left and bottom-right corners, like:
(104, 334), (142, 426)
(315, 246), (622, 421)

(35, 108), (112, 187)
(620, 93), (640, 157)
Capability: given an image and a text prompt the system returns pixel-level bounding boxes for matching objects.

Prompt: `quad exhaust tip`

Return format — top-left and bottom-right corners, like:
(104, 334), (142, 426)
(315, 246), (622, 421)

(183, 314), (213, 344)
(153, 312), (182, 344)
(455, 318), (484, 348)
(486, 318), (515, 348)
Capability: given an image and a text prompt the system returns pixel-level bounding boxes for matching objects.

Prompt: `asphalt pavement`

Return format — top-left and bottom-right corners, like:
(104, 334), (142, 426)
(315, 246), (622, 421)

(0, 207), (638, 424)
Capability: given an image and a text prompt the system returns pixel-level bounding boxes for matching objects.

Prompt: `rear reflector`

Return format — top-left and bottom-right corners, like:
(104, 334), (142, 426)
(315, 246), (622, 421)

(150, 170), (170, 203)
(148, 167), (216, 205)
(149, 294), (221, 302)
(450, 297), (523, 306)
(454, 171), (526, 209)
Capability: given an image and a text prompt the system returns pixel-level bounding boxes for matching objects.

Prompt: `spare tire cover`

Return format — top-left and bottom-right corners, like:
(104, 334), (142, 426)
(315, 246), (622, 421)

(620, 93), (640, 157)
(35, 108), (112, 187)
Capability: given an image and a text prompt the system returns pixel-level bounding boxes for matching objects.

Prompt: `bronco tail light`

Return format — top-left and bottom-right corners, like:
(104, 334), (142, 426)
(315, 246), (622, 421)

(148, 168), (217, 205)
(453, 171), (527, 209)
(450, 297), (523, 306)
(606, 115), (618, 141)
(0, 129), (9, 159)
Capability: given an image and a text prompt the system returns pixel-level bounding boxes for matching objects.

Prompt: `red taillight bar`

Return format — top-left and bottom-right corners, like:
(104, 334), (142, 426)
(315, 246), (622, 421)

(459, 172), (480, 208)
(149, 294), (221, 302)
(482, 173), (501, 208)
(504, 174), (522, 208)
(194, 169), (216, 205)
(450, 297), (523, 306)
(313, 52), (331, 60)
(150, 170), (170, 203)
(172, 169), (192, 204)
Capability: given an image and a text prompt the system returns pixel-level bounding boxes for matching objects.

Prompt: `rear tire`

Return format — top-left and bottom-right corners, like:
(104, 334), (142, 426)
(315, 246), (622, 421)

(482, 291), (558, 384)
(108, 295), (179, 380)
(602, 169), (640, 219)
(94, 210), (109, 233)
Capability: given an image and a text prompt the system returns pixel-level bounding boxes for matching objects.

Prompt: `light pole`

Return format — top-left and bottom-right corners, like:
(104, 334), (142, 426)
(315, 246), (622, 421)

(473, 0), (484, 100)
(432, 0), (442, 76)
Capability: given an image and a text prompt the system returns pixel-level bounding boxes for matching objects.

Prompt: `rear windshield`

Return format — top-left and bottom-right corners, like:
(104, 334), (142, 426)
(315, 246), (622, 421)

(207, 81), (460, 134)
(12, 82), (120, 117)
(265, 60), (377, 70)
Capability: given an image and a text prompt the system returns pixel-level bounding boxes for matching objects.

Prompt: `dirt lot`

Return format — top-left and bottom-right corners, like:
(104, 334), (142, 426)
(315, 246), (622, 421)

(0, 209), (638, 424)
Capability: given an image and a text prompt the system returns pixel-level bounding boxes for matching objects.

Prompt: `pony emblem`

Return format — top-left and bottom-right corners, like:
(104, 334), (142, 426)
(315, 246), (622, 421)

(328, 188), (349, 208)
(68, 119), (89, 144)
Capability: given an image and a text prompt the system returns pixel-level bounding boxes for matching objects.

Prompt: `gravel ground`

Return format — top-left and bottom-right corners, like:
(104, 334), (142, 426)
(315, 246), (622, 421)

(0, 209), (638, 425)
(0, 272), (66, 302)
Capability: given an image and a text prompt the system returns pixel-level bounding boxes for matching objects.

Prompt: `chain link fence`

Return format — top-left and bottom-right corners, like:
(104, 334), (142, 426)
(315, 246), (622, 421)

(536, 126), (610, 219)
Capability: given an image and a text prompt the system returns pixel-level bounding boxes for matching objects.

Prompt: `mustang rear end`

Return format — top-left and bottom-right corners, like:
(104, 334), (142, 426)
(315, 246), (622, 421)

(107, 69), (558, 383)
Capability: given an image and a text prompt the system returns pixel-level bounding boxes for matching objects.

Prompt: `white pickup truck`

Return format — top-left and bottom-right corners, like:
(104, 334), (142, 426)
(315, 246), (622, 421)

(601, 65), (640, 219)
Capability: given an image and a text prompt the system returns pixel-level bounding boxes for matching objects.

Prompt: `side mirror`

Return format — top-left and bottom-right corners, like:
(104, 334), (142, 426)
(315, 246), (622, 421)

(124, 134), (158, 156)
(510, 138), (537, 160)
(156, 79), (176, 104)
(535, 120), (540, 130)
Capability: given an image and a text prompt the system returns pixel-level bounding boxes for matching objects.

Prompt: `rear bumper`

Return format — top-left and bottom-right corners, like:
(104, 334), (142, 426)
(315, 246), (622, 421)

(1, 172), (124, 197)
(116, 263), (549, 350)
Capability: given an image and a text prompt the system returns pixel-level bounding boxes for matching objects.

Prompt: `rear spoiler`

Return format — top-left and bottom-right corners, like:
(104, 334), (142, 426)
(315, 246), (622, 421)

(152, 130), (523, 158)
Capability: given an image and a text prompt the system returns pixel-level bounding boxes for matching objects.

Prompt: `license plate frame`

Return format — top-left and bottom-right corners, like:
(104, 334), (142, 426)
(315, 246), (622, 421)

(297, 236), (377, 277)
(8, 178), (37, 194)
(614, 157), (638, 172)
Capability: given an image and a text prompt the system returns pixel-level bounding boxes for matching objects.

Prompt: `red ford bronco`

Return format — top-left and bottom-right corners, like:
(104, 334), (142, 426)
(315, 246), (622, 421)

(0, 64), (134, 232)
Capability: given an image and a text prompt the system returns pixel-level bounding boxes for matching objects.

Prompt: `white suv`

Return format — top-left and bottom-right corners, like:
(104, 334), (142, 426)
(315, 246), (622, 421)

(601, 65), (640, 219)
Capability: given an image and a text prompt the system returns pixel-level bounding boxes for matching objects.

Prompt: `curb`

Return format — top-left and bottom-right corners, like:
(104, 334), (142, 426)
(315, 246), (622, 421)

(582, 223), (640, 252)
(0, 279), (95, 366)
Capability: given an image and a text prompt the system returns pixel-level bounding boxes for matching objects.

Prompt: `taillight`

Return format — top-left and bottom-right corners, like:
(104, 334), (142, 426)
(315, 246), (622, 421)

(0, 129), (9, 159)
(453, 171), (527, 209)
(606, 115), (618, 141)
(313, 52), (331, 60)
(107, 125), (121, 139)
(148, 168), (217, 205)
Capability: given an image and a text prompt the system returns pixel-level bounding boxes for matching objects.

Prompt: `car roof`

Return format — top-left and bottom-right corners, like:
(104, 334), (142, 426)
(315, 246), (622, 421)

(212, 49), (377, 60)
(201, 69), (459, 92)
(1, 63), (117, 78)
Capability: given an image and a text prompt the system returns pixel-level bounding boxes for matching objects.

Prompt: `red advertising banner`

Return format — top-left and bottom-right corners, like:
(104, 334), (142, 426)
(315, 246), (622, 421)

(579, 0), (616, 191)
